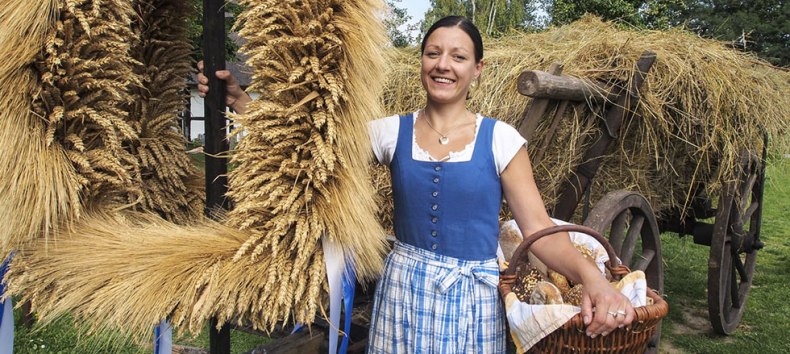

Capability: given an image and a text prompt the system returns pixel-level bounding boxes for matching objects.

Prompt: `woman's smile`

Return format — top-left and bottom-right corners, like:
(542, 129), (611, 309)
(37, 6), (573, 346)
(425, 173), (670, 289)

(432, 76), (455, 84)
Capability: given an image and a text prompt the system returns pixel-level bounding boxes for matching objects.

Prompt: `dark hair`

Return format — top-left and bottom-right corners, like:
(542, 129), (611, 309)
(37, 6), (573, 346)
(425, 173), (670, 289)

(421, 16), (483, 63)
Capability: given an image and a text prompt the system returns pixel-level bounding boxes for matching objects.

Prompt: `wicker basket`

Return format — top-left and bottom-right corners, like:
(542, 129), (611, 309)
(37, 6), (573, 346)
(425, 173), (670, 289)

(502, 224), (669, 353)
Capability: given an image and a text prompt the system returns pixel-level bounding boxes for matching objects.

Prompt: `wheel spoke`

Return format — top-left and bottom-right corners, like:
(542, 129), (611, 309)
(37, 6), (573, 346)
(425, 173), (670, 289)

(632, 249), (655, 272)
(742, 201), (759, 225)
(730, 263), (740, 308)
(584, 190), (663, 339)
(733, 253), (748, 283)
(620, 214), (644, 265)
(609, 211), (629, 253)
(739, 173), (757, 212)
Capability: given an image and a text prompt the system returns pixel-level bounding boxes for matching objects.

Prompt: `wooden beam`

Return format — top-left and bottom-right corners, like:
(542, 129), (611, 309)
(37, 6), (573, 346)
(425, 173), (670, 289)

(517, 69), (612, 102)
(516, 63), (563, 141)
(203, 0), (230, 353)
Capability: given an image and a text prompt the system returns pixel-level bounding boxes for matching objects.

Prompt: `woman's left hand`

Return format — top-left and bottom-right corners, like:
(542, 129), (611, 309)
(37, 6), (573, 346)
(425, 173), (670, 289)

(580, 277), (635, 337)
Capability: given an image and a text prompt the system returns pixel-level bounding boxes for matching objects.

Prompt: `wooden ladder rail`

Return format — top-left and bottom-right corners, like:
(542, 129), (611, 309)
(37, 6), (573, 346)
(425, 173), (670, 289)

(515, 51), (657, 222)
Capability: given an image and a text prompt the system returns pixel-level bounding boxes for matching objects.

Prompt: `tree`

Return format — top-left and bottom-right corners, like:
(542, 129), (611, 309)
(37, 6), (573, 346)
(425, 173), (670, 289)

(187, 0), (244, 61)
(675, 0), (789, 66)
(384, 0), (419, 47)
(543, 0), (685, 29)
(423, 0), (539, 37)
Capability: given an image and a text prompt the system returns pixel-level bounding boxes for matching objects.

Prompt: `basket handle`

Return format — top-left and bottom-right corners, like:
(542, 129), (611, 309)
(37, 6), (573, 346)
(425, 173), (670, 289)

(502, 224), (630, 280)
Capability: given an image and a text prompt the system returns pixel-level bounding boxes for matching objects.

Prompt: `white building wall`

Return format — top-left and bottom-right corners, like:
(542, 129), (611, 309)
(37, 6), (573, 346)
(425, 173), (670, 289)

(188, 88), (260, 141)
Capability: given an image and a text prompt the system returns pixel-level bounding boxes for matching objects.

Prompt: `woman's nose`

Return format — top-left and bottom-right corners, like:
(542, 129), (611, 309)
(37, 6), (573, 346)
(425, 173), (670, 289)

(435, 54), (450, 70)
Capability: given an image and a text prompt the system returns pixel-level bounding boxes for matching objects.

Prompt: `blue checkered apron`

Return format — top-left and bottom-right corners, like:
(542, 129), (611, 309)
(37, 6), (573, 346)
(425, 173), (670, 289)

(367, 241), (505, 353)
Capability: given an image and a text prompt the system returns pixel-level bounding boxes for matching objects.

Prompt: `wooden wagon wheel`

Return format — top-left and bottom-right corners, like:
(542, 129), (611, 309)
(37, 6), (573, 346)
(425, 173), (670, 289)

(708, 152), (765, 335)
(583, 190), (663, 353)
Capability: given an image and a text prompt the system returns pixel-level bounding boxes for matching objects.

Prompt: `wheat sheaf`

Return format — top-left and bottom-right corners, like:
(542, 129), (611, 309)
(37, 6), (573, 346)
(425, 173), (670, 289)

(2, 0), (389, 341)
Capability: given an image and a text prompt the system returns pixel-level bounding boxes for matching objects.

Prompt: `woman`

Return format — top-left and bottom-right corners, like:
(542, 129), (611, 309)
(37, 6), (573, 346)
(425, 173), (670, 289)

(198, 16), (634, 353)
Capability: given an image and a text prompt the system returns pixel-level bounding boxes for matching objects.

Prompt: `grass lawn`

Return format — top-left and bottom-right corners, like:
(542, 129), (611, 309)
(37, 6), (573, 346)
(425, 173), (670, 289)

(10, 157), (790, 353)
(11, 315), (270, 353)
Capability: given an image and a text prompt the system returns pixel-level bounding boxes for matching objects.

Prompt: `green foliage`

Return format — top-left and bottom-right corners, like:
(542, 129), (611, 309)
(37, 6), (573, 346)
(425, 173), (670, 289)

(640, 0), (687, 29)
(546, 0), (641, 25)
(539, 0), (788, 66)
(385, 0), (419, 47)
(174, 325), (272, 354)
(544, 0), (685, 28)
(675, 0), (789, 66)
(423, 0), (539, 37)
(187, 0), (244, 61)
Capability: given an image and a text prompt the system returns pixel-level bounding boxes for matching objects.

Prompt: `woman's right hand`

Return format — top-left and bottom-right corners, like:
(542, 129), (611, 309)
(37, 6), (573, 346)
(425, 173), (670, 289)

(197, 60), (251, 114)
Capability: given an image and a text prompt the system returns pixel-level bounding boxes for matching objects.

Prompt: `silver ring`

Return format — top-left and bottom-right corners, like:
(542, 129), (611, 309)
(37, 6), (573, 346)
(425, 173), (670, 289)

(616, 310), (626, 316)
(607, 311), (617, 317)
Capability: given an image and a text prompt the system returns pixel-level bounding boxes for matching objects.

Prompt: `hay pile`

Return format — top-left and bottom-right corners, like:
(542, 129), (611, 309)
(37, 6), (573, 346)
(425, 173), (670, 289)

(2, 0), (388, 342)
(379, 16), (790, 226)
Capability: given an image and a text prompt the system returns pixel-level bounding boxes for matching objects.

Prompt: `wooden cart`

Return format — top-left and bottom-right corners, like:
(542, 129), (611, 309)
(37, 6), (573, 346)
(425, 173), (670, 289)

(512, 50), (767, 352)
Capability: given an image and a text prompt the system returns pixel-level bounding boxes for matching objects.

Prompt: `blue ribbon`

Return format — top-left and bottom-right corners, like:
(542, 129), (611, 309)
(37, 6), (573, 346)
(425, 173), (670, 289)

(153, 324), (162, 354)
(0, 254), (14, 327)
(154, 319), (172, 354)
(0, 253), (15, 354)
(291, 323), (304, 334)
(339, 262), (356, 354)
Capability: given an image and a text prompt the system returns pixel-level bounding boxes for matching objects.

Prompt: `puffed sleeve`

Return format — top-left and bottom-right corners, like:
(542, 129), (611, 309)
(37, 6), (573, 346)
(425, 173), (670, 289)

(367, 114), (400, 165)
(492, 121), (528, 175)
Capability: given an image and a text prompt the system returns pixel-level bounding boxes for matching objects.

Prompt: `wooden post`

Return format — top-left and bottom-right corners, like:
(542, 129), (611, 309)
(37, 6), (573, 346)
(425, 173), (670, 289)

(183, 94), (192, 141)
(203, 0), (230, 353)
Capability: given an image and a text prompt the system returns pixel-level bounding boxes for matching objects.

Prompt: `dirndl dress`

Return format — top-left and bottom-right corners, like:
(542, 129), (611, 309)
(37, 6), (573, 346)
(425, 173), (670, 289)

(367, 114), (506, 353)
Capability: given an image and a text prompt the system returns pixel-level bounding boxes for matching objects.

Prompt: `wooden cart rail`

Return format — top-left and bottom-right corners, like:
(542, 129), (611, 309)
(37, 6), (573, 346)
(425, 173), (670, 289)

(516, 51), (657, 222)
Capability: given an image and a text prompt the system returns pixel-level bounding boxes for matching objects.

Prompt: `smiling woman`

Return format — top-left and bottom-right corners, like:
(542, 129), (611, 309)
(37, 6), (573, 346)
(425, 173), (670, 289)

(365, 15), (636, 353)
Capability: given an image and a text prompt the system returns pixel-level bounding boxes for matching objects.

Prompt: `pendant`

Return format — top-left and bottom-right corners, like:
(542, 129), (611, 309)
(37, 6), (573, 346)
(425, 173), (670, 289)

(439, 136), (449, 145)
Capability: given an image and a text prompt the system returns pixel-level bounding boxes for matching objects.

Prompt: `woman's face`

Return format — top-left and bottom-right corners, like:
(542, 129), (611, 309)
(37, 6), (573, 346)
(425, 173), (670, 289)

(420, 26), (482, 105)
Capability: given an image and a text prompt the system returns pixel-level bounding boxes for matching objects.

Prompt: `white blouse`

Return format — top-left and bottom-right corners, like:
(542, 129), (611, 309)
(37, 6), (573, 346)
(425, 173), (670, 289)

(368, 111), (527, 176)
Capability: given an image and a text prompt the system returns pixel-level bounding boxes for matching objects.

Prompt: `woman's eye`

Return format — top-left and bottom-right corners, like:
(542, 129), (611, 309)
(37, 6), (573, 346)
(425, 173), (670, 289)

(454, 55), (466, 61)
(427, 52), (439, 58)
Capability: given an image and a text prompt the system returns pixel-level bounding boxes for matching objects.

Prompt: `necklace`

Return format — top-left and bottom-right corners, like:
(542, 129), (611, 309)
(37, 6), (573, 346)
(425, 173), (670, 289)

(422, 111), (474, 145)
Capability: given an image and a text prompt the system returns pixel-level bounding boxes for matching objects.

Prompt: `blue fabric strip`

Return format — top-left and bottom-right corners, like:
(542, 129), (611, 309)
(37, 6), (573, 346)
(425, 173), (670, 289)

(339, 263), (356, 354)
(290, 323), (304, 334)
(1, 254), (15, 354)
(0, 254), (14, 327)
(154, 324), (161, 354)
